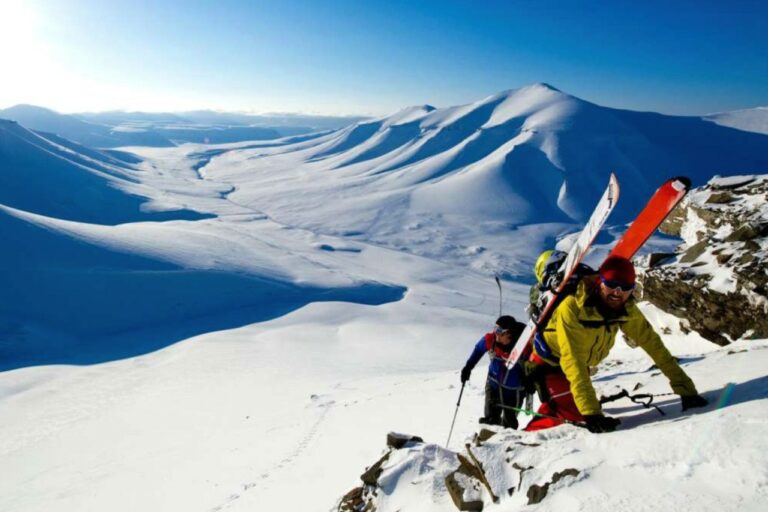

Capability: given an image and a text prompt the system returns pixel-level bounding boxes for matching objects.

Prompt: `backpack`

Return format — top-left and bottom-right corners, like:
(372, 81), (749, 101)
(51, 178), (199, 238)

(528, 250), (596, 326)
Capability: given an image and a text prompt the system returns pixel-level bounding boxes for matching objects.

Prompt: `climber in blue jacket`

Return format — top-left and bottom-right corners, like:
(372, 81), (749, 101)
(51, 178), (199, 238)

(461, 315), (527, 429)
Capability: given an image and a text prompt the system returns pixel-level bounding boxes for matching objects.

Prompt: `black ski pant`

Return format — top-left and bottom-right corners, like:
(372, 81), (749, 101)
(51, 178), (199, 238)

(483, 382), (523, 429)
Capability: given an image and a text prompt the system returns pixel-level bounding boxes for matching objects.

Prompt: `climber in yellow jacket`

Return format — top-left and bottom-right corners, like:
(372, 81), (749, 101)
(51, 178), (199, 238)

(525, 256), (708, 433)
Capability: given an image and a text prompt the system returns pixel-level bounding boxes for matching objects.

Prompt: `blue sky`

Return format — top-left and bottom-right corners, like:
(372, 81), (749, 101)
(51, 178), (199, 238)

(1, 0), (766, 115)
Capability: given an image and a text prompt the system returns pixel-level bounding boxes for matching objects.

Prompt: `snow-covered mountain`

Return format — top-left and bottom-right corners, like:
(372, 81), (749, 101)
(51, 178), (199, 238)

(196, 83), (768, 278)
(78, 109), (368, 132)
(0, 104), (176, 147)
(204, 83), (768, 224)
(1, 84), (767, 512)
(705, 107), (768, 135)
(0, 119), (208, 223)
(0, 104), (364, 147)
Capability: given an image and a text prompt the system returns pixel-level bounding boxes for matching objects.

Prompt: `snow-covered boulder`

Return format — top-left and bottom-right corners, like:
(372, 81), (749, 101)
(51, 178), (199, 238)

(639, 174), (768, 345)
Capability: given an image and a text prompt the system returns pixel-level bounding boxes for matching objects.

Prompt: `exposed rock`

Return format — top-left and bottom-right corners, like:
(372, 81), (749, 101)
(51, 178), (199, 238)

(716, 253), (733, 264)
(706, 191), (735, 204)
(512, 441), (541, 447)
(445, 448), (500, 511)
(445, 471), (484, 511)
(509, 462), (534, 499)
(713, 175), (756, 189)
(738, 252), (756, 265)
(526, 468), (581, 505)
(476, 429), (497, 443)
(726, 222), (766, 242)
(459, 449), (499, 503)
(639, 174), (768, 345)
(341, 438), (471, 512)
(340, 436), (422, 510)
(680, 240), (709, 263)
(659, 204), (686, 236)
(338, 486), (377, 512)
(386, 432), (423, 449)
(642, 271), (767, 345)
(648, 252), (676, 267)
(360, 452), (391, 486)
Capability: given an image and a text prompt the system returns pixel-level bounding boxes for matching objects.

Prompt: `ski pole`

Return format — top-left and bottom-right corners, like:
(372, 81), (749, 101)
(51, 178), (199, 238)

(495, 275), (502, 317)
(446, 382), (466, 447)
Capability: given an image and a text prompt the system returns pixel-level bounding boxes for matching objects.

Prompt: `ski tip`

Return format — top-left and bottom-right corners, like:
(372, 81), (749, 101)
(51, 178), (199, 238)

(670, 176), (692, 191)
(609, 172), (620, 202)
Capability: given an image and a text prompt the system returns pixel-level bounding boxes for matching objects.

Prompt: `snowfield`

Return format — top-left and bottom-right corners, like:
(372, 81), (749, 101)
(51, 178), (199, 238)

(1, 85), (767, 511)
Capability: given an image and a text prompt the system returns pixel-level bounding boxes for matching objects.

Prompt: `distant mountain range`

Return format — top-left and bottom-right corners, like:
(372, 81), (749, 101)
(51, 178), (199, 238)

(204, 83), (768, 232)
(0, 104), (367, 148)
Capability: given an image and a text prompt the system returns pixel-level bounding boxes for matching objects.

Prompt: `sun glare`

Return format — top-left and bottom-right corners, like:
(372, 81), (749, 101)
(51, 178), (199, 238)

(0, 0), (58, 109)
(0, 0), (41, 46)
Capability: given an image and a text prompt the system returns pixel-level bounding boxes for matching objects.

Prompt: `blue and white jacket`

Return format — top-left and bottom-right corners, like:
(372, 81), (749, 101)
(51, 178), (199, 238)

(465, 333), (525, 392)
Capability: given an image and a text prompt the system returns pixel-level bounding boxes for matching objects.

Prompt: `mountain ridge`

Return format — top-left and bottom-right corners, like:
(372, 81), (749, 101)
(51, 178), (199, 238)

(204, 84), (768, 233)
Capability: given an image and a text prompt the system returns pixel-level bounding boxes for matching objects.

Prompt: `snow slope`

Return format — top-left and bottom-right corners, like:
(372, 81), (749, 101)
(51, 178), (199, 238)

(352, 331), (768, 512)
(0, 119), (209, 223)
(705, 107), (768, 135)
(1, 84), (767, 512)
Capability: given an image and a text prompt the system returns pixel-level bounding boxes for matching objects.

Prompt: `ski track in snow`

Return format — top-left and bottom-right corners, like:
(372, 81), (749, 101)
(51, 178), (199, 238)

(208, 398), (336, 512)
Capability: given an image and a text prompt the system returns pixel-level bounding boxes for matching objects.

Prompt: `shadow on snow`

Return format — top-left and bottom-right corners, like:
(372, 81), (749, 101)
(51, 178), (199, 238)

(0, 209), (406, 372)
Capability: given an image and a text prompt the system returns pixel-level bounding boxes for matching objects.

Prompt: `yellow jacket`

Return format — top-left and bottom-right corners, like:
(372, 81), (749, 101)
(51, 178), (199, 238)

(537, 277), (698, 416)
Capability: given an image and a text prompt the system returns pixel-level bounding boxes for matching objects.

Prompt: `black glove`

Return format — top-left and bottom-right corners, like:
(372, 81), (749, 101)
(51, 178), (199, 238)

(583, 414), (621, 433)
(460, 365), (472, 383)
(681, 394), (708, 411)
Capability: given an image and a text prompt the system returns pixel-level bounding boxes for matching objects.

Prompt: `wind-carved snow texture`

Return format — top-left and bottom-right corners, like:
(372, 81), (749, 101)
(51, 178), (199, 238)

(1, 84), (767, 512)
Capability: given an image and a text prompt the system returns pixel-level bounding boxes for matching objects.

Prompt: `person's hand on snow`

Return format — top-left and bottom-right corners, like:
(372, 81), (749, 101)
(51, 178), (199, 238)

(584, 414), (621, 433)
(681, 394), (708, 411)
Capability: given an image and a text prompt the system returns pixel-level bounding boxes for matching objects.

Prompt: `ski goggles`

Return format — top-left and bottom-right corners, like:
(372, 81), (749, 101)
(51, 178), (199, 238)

(494, 327), (514, 336)
(600, 277), (635, 292)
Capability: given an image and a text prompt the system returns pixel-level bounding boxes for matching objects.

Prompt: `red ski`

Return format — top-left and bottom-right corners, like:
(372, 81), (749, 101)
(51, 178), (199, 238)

(608, 176), (691, 260)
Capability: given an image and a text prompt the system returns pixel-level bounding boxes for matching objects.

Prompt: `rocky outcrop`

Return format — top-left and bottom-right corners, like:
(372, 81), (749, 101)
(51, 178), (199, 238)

(336, 428), (586, 511)
(337, 433), (496, 512)
(526, 468), (581, 505)
(638, 174), (768, 345)
(337, 433), (427, 512)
